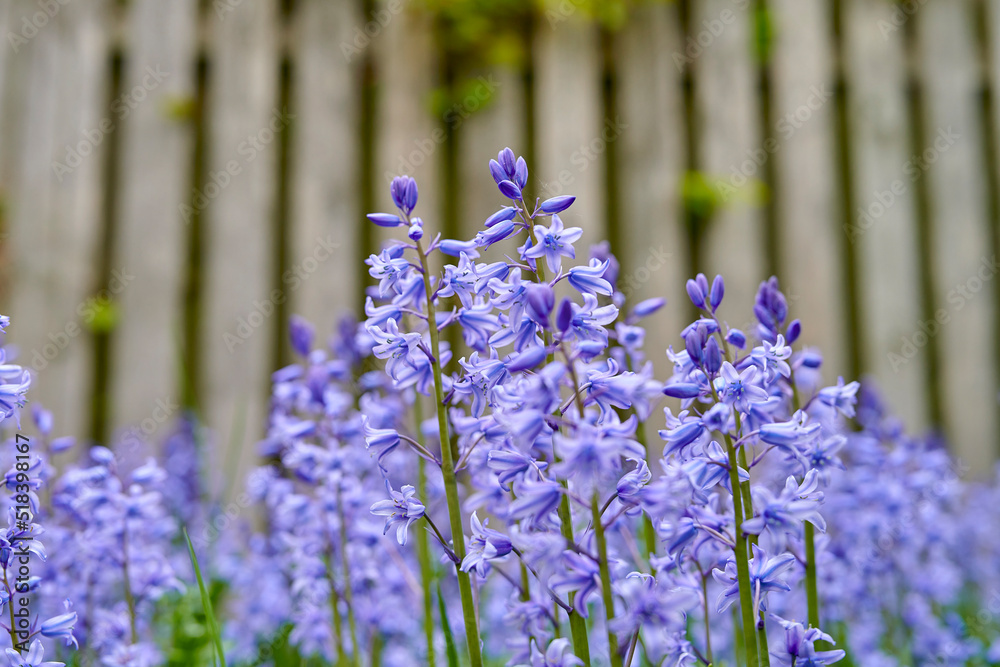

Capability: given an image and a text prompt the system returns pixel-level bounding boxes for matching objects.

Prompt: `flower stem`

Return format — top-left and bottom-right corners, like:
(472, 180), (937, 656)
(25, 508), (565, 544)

(592, 490), (622, 667)
(336, 489), (361, 667)
(788, 370), (821, 631)
(804, 521), (820, 628)
(535, 257), (592, 665)
(326, 551), (348, 667)
(413, 398), (438, 666)
(415, 240), (483, 667)
(724, 432), (759, 667)
(701, 571), (714, 665)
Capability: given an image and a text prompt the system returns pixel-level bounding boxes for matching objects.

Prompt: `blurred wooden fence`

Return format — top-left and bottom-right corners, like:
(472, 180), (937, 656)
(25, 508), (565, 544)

(1, 0), (998, 473)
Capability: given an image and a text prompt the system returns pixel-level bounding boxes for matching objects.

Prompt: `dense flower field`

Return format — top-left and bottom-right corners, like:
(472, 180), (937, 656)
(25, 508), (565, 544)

(1, 148), (999, 666)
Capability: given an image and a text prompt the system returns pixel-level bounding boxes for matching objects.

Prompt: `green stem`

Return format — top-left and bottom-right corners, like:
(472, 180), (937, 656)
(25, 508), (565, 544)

(4, 567), (17, 649)
(534, 245), (592, 665)
(592, 490), (622, 667)
(122, 519), (138, 644)
(336, 490), (361, 666)
(701, 571), (714, 665)
(327, 553), (348, 667)
(804, 521), (820, 629)
(414, 399), (438, 666)
(724, 431), (759, 667)
(789, 369), (821, 631)
(415, 240), (483, 667)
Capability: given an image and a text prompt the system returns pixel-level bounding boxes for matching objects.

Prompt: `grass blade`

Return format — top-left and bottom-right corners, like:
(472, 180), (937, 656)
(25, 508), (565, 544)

(185, 528), (226, 667)
(437, 582), (460, 667)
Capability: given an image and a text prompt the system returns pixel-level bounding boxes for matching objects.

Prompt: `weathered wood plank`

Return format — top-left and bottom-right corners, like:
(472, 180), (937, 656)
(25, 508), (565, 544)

(374, 5), (439, 252)
(7, 0), (108, 440)
(203, 0), (278, 477)
(615, 3), (687, 387)
(917, 0), (996, 469)
(290, 0), (361, 336)
(843, 0), (927, 431)
(769, 0), (845, 382)
(111, 0), (196, 439)
(693, 0), (765, 323)
(535, 11), (604, 252)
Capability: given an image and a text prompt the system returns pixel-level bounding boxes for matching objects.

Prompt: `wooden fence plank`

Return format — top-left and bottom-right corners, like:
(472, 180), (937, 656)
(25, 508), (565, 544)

(535, 11), (604, 252)
(769, 0), (845, 383)
(917, 0), (997, 469)
(290, 0), (362, 336)
(203, 0), (278, 478)
(694, 0), (765, 322)
(615, 3), (687, 389)
(374, 5), (439, 253)
(843, 0), (926, 432)
(7, 0), (108, 441)
(111, 0), (196, 440)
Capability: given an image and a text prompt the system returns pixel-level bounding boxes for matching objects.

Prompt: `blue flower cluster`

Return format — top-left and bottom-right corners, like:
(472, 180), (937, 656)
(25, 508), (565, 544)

(4, 146), (1000, 667)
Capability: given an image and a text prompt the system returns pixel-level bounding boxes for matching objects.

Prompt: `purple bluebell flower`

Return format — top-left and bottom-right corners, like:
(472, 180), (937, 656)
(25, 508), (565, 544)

(567, 259), (614, 297)
(523, 215), (583, 273)
(550, 551), (601, 619)
(715, 362), (769, 414)
(769, 616), (846, 666)
(289, 315), (315, 357)
(370, 482), (425, 546)
(461, 512), (513, 577)
(390, 175), (418, 214)
(5, 640), (64, 667)
(538, 195), (576, 215)
(530, 638), (583, 667)
(713, 544), (795, 613)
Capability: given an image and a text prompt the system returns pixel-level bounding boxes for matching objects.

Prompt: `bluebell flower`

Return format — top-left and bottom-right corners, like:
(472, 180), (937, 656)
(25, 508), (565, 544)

(5, 640), (63, 667)
(751, 333), (792, 383)
(438, 252), (478, 308)
(458, 302), (500, 352)
(769, 616), (846, 666)
(509, 479), (563, 527)
(567, 259), (613, 297)
(289, 315), (314, 356)
(366, 248), (411, 297)
(550, 551), (601, 618)
(390, 175), (418, 214)
(367, 319), (422, 379)
(523, 215), (583, 273)
(817, 378), (861, 418)
(617, 459), (651, 506)
(713, 544), (795, 613)
(40, 612), (78, 648)
(529, 638), (583, 667)
(438, 238), (481, 258)
(563, 294), (618, 345)
(742, 470), (826, 545)
(538, 195), (576, 215)
(460, 512), (513, 577)
(370, 482), (425, 546)
(714, 361), (769, 414)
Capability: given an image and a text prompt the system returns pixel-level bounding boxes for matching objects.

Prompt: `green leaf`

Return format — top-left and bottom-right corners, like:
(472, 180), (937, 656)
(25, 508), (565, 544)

(184, 528), (227, 667)
(437, 582), (460, 667)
